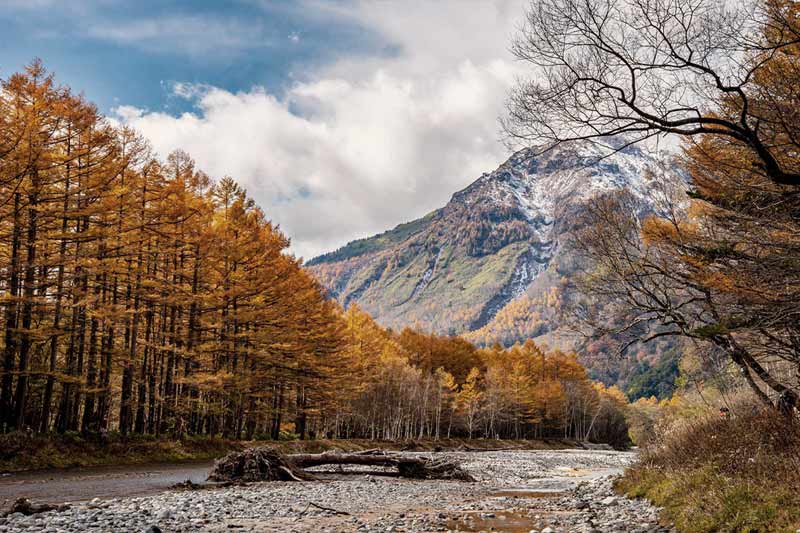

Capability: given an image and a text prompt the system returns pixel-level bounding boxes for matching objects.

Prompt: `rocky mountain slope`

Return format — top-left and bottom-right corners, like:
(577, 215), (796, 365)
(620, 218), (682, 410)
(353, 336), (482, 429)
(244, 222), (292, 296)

(308, 141), (683, 394)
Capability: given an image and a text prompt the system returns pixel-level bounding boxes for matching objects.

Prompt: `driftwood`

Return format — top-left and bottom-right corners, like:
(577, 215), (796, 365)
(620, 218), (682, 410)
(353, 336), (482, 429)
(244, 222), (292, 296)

(294, 501), (351, 522)
(308, 502), (350, 515)
(208, 447), (316, 482)
(289, 452), (475, 480)
(208, 447), (475, 483)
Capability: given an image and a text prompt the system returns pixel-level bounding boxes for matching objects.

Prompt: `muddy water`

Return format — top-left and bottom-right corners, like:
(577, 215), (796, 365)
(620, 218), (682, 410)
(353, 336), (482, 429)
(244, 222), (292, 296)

(446, 465), (625, 532)
(447, 510), (543, 533)
(0, 460), (214, 507)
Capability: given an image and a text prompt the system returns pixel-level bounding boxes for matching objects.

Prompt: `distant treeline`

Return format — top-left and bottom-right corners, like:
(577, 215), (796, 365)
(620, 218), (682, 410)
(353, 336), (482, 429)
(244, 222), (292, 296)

(334, 306), (629, 446)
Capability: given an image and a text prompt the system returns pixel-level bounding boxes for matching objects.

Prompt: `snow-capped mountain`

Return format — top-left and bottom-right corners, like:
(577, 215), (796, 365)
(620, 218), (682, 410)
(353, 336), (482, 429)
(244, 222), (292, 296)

(308, 140), (682, 388)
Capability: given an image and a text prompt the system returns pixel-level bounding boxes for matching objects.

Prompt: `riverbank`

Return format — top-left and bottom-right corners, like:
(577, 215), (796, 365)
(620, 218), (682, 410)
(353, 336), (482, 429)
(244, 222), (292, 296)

(1, 449), (670, 532)
(0, 432), (239, 473)
(614, 410), (800, 533)
(0, 432), (583, 473)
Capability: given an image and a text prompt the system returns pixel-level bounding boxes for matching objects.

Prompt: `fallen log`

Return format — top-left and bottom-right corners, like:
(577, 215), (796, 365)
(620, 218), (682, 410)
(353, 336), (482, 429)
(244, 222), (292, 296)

(289, 452), (475, 481)
(208, 447), (474, 483)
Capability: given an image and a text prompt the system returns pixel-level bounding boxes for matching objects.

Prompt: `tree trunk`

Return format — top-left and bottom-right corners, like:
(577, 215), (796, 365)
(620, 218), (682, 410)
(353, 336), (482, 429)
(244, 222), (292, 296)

(13, 182), (39, 429)
(1, 192), (22, 431)
(40, 166), (71, 433)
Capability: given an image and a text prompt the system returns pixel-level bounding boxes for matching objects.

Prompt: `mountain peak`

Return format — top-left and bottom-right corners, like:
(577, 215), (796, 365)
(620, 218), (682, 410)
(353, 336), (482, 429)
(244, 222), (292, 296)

(308, 139), (677, 339)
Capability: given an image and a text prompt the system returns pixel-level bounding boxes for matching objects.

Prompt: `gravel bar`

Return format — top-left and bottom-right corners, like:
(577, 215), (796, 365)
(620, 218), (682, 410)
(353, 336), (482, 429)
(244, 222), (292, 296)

(1, 449), (672, 532)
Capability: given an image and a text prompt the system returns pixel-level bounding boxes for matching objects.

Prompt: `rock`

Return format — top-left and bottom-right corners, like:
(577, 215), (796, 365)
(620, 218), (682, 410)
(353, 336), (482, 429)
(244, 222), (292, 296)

(601, 496), (618, 506)
(144, 527), (162, 533)
(5, 500), (37, 518)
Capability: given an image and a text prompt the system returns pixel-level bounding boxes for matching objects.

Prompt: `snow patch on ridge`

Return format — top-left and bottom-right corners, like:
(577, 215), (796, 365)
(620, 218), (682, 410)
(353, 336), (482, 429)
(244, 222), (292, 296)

(461, 141), (672, 327)
(409, 248), (443, 300)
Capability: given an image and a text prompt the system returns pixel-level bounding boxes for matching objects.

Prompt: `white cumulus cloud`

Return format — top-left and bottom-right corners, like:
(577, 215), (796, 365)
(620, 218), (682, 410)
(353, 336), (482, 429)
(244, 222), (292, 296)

(116, 0), (528, 260)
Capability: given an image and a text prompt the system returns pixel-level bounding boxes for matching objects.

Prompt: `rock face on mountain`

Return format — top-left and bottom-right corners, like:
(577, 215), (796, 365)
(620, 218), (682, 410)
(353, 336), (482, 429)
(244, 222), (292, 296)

(308, 141), (682, 393)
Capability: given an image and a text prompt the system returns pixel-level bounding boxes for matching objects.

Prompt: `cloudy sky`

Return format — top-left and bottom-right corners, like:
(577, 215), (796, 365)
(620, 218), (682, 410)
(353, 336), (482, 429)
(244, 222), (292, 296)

(2, 0), (528, 259)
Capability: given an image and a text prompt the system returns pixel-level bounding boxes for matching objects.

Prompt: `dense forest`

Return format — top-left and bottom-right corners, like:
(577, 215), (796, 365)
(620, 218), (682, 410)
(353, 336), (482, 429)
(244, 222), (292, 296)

(0, 62), (629, 445)
(0, 61), (349, 439)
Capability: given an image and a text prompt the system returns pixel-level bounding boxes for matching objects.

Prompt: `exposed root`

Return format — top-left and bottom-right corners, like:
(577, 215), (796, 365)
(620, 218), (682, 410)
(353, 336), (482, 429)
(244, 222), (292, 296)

(208, 447), (316, 482)
(396, 456), (475, 481)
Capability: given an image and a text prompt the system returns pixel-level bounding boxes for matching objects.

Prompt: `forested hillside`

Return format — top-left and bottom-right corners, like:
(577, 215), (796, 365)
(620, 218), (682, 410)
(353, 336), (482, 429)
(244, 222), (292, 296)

(0, 62), (628, 447)
(337, 305), (629, 445)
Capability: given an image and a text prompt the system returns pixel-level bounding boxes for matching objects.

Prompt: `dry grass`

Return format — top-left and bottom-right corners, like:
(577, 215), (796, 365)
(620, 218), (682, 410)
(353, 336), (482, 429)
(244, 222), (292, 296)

(0, 432), (242, 472)
(617, 408), (800, 532)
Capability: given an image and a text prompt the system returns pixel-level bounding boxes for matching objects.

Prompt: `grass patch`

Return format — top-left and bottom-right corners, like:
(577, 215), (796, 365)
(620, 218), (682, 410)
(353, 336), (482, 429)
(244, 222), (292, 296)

(617, 410), (800, 532)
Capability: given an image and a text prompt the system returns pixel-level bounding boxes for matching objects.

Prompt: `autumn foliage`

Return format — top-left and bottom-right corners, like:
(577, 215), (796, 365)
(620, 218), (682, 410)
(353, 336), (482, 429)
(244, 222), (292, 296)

(0, 62), (346, 438)
(569, 0), (800, 415)
(333, 305), (629, 445)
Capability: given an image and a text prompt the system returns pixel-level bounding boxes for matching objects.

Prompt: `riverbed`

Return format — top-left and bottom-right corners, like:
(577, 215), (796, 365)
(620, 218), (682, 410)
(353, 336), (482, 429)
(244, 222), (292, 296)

(0, 449), (671, 532)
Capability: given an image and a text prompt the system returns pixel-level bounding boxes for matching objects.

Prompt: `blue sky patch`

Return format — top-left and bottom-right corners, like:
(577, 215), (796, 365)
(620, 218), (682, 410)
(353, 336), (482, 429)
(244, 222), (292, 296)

(0, 0), (386, 113)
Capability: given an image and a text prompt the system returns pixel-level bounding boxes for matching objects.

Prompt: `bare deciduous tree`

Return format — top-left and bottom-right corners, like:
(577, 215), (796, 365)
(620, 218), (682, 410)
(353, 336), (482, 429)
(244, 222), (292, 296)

(570, 187), (798, 410)
(505, 0), (800, 185)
